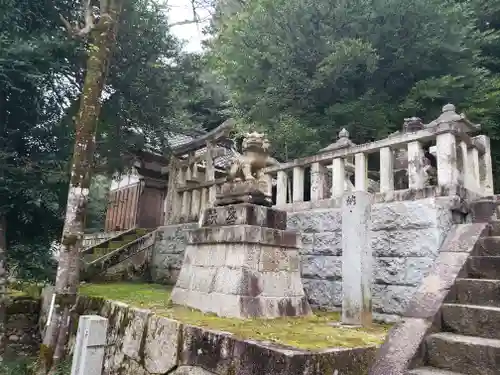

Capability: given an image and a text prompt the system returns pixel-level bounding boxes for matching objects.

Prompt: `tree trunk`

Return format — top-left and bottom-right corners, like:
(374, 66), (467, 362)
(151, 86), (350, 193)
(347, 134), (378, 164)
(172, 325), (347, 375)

(0, 215), (6, 361)
(38, 1), (123, 373)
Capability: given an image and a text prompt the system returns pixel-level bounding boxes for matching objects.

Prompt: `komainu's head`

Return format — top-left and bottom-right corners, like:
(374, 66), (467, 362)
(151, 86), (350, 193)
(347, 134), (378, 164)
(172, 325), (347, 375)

(242, 132), (270, 153)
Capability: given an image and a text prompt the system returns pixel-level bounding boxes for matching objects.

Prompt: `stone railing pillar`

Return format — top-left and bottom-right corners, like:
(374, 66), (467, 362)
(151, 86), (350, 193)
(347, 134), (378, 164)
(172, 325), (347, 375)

(292, 166), (305, 202)
(354, 153), (368, 191)
(190, 188), (201, 220)
(407, 140), (426, 189)
(331, 157), (346, 198)
(474, 135), (494, 195)
(458, 140), (470, 188)
(436, 132), (458, 187)
(181, 165), (192, 220)
(310, 162), (327, 201)
(276, 171), (288, 205)
(379, 147), (394, 193)
(468, 147), (480, 192)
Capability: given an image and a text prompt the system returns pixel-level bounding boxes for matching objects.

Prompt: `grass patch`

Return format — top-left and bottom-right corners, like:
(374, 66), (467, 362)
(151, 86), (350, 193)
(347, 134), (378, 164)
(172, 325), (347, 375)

(0, 357), (70, 375)
(80, 282), (390, 351)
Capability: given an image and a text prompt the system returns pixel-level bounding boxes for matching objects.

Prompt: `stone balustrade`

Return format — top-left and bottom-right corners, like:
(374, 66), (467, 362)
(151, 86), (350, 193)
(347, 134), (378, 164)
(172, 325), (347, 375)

(263, 104), (493, 208)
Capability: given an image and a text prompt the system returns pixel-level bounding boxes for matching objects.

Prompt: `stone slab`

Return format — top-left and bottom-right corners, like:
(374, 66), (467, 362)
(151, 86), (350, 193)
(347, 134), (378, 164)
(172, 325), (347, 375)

(144, 316), (181, 374)
(187, 225), (300, 249)
(215, 180), (272, 207)
(200, 204), (287, 230)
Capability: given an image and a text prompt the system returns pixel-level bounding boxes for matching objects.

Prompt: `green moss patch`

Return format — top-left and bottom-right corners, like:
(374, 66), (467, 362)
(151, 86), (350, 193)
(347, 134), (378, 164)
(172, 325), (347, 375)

(80, 282), (390, 351)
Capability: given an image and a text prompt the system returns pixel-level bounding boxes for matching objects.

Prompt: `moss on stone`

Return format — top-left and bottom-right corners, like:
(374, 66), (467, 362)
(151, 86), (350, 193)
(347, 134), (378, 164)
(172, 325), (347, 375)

(80, 282), (391, 351)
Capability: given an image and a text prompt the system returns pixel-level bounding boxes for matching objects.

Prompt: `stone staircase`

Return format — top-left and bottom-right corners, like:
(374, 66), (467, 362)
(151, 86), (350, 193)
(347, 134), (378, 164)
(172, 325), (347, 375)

(408, 221), (500, 375)
(80, 227), (155, 281)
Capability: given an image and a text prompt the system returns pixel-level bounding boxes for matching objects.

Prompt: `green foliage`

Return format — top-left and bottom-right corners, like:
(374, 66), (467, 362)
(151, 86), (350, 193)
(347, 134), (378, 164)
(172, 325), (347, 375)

(0, 0), (229, 281)
(209, 0), (489, 159)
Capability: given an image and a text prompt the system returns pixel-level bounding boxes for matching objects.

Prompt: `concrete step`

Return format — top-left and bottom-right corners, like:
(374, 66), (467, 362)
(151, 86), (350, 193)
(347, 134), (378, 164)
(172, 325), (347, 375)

(467, 256), (500, 279)
(441, 303), (500, 339)
(407, 367), (465, 375)
(453, 278), (500, 307)
(426, 332), (500, 375)
(475, 236), (500, 256)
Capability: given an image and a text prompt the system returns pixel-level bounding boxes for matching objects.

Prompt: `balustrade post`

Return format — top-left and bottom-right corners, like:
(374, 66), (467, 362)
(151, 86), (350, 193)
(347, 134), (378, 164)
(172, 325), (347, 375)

(407, 141), (426, 189)
(354, 153), (368, 191)
(181, 165), (192, 220)
(310, 162), (326, 201)
(473, 135), (494, 195)
(468, 147), (480, 192)
(379, 147), (394, 193)
(276, 171), (288, 205)
(436, 133), (458, 187)
(458, 140), (470, 189)
(331, 158), (346, 198)
(292, 166), (305, 202)
(200, 188), (208, 213)
(264, 173), (273, 198)
(190, 188), (201, 220)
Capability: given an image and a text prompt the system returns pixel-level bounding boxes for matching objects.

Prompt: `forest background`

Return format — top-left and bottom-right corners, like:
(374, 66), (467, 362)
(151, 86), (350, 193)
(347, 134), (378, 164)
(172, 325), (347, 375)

(3, 0), (500, 281)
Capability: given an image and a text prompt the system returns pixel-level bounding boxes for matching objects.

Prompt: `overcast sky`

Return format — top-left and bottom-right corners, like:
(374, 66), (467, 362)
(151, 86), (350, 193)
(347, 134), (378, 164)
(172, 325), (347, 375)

(167, 0), (212, 52)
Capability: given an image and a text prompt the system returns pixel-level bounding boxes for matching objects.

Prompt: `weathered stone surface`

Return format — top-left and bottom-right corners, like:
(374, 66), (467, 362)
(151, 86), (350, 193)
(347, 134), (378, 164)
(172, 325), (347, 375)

(453, 278), (500, 307)
(372, 285), (416, 315)
(301, 256), (341, 280)
(201, 204), (287, 229)
(426, 332), (500, 375)
(441, 303), (500, 340)
(144, 316), (181, 374)
(151, 223), (197, 284)
(467, 255), (500, 279)
(369, 222), (487, 375)
(122, 307), (151, 362)
(288, 209), (342, 233)
(170, 366), (217, 375)
(371, 228), (444, 258)
(180, 325), (235, 374)
(41, 293), (380, 375)
(368, 317), (432, 375)
(188, 225), (300, 249)
(303, 279), (342, 308)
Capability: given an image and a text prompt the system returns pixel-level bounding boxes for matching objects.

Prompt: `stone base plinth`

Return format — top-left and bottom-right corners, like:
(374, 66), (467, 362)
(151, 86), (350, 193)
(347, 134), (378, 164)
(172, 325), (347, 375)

(215, 180), (272, 207)
(171, 220), (312, 318)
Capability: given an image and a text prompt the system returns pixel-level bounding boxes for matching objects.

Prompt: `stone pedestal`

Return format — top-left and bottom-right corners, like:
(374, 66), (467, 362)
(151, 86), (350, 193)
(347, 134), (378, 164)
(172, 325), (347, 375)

(171, 203), (311, 318)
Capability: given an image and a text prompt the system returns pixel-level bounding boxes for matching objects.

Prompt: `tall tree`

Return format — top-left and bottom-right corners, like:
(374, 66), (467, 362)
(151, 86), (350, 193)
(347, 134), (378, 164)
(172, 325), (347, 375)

(39, 0), (125, 372)
(208, 0), (487, 160)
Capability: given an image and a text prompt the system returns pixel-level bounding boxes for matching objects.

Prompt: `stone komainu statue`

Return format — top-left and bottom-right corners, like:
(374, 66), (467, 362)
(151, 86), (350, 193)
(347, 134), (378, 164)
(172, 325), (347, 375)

(227, 131), (276, 182)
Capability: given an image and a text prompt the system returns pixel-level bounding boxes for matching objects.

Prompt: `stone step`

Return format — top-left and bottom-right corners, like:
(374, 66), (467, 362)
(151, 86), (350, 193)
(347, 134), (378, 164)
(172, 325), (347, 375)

(426, 332), (500, 375)
(407, 367), (465, 375)
(475, 236), (500, 256)
(441, 303), (500, 339)
(466, 256), (500, 279)
(488, 221), (500, 236)
(453, 278), (500, 307)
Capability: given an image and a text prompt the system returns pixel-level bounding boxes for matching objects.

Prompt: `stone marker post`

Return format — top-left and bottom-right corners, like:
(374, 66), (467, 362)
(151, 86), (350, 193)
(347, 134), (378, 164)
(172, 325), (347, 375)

(341, 191), (373, 326)
(71, 315), (108, 375)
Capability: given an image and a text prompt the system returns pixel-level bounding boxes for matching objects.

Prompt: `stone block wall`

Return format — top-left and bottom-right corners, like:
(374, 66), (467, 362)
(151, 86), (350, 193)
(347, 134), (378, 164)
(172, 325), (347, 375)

(150, 197), (459, 321)
(288, 197), (456, 321)
(41, 293), (375, 375)
(5, 296), (41, 359)
(150, 223), (197, 284)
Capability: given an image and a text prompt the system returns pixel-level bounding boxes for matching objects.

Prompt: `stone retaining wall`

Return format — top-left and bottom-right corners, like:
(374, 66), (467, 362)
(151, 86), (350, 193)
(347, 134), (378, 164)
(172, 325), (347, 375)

(43, 293), (376, 375)
(288, 197), (457, 321)
(150, 197), (460, 321)
(5, 296), (41, 359)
